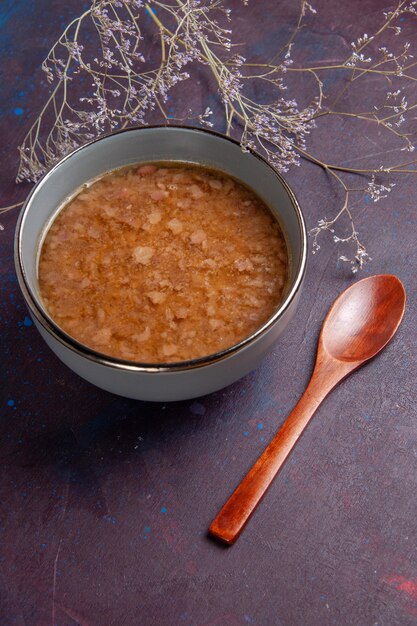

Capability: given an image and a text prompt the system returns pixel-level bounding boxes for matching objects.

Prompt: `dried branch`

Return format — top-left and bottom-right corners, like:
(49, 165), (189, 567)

(7, 0), (417, 271)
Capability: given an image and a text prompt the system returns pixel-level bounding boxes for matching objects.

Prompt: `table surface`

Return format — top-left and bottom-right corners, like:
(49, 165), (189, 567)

(1, 1), (417, 624)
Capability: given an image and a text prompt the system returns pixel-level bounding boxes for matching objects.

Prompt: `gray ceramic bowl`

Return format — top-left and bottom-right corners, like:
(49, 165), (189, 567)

(15, 126), (307, 401)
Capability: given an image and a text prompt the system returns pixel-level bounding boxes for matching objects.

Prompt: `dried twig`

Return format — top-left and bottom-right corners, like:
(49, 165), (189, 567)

(8, 0), (417, 270)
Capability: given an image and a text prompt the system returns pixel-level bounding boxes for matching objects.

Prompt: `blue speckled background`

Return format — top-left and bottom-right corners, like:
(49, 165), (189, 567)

(1, 1), (417, 624)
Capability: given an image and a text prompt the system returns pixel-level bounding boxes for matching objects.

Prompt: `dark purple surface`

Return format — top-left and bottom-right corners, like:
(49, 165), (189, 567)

(1, 2), (417, 624)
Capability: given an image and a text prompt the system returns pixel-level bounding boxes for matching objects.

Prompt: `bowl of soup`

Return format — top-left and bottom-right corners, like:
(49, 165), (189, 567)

(15, 126), (307, 401)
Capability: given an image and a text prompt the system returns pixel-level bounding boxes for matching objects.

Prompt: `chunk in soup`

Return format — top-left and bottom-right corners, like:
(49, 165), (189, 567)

(38, 163), (288, 363)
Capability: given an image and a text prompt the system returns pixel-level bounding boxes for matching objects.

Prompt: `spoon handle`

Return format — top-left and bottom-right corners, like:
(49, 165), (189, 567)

(209, 369), (342, 545)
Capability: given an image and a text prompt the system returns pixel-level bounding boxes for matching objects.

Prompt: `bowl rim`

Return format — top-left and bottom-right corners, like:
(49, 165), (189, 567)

(15, 124), (307, 373)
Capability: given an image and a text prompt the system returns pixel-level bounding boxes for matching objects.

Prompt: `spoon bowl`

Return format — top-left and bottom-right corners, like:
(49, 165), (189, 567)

(321, 274), (406, 363)
(209, 274), (406, 544)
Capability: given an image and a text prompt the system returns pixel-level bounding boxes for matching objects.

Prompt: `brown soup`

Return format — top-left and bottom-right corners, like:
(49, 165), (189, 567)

(38, 163), (288, 363)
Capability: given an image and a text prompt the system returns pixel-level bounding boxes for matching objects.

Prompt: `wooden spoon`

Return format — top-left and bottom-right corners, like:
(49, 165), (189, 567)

(209, 274), (406, 545)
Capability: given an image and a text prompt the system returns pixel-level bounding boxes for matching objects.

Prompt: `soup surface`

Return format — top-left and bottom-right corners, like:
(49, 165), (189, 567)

(38, 163), (288, 363)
